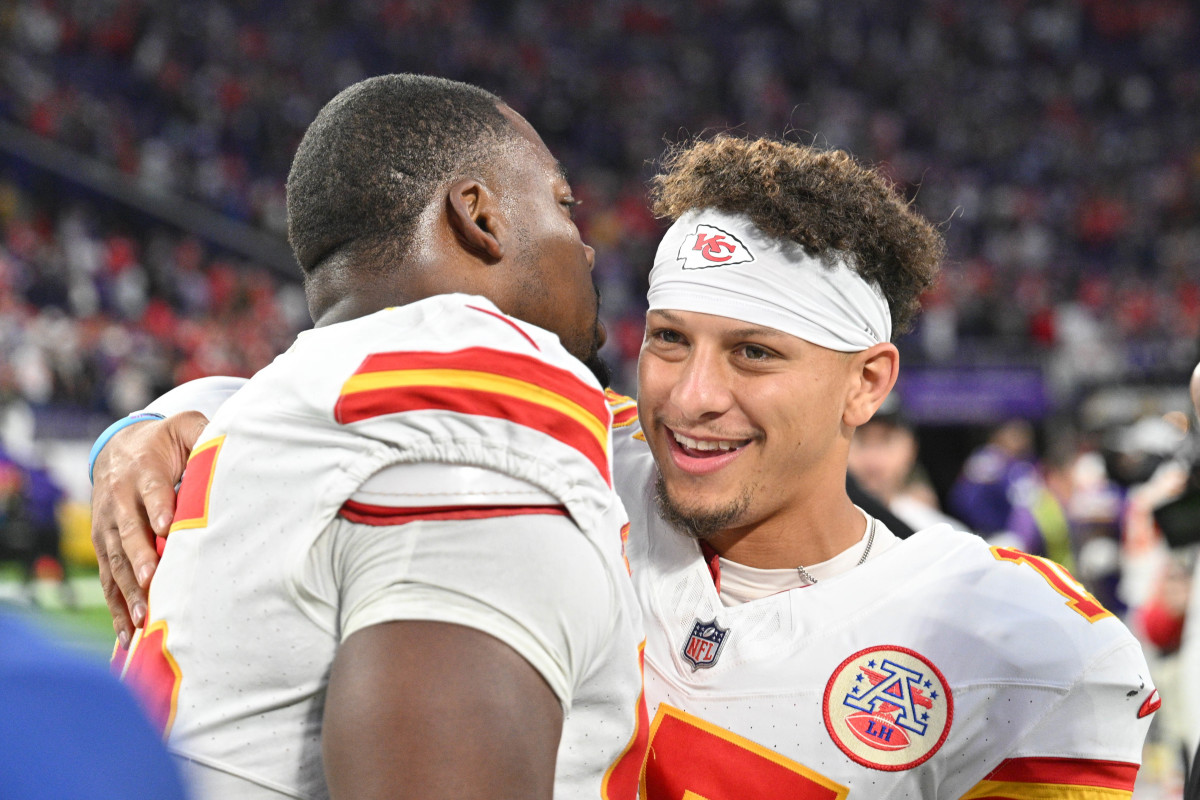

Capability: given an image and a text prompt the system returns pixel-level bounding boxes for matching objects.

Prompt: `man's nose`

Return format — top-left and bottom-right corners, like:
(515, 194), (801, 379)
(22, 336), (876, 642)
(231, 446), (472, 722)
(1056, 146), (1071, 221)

(669, 348), (735, 421)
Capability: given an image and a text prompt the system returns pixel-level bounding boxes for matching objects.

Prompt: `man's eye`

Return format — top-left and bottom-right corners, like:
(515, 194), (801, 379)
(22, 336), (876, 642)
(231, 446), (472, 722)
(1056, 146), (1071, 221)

(651, 328), (683, 344)
(562, 199), (580, 219)
(740, 344), (772, 360)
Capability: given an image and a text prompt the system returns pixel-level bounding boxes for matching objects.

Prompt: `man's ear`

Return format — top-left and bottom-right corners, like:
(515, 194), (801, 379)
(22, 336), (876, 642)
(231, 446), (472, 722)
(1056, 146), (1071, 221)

(843, 342), (899, 428)
(446, 178), (504, 261)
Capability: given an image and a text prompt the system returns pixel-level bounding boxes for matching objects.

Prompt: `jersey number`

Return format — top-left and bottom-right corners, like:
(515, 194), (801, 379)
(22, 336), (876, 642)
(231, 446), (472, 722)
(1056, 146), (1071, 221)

(991, 546), (1113, 623)
(641, 705), (848, 799)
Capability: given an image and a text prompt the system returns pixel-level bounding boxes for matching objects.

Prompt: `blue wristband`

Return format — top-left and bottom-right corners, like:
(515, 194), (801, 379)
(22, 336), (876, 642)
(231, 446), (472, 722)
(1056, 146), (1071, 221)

(88, 413), (166, 485)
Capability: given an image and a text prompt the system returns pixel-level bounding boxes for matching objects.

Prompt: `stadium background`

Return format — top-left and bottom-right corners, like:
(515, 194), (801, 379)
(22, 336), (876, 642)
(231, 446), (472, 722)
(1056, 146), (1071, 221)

(0, 0), (1196, 795)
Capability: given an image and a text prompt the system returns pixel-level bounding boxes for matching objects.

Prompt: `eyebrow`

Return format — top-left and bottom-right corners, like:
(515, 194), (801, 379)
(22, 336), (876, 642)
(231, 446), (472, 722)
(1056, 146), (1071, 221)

(726, 326), (790, 340)
(648, 310), (788, 340)
(555, 161), (570, 185)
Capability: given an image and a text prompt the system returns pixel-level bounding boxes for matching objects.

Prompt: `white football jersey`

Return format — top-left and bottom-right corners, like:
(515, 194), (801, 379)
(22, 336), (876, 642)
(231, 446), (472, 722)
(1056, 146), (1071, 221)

(608, 396), (1156, 799)
(116, 296), (646, 800)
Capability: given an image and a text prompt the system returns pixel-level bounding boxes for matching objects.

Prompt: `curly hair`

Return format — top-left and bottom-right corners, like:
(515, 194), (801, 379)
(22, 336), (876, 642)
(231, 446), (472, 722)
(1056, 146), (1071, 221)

(650, 136), (944, 335)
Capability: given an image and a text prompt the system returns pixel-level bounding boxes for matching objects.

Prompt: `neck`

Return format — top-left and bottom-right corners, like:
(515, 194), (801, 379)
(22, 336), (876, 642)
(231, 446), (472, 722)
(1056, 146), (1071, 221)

(308, 261), (420, 328)
(704, 470), (865, 570)
(312, 293), (394, 328)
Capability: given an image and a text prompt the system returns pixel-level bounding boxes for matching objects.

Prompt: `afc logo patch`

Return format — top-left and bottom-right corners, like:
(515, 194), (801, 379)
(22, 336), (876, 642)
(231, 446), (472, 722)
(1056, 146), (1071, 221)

(823, 645), (953, 771)
(682, 618), (729, 671)
(676, 224), (755, 270)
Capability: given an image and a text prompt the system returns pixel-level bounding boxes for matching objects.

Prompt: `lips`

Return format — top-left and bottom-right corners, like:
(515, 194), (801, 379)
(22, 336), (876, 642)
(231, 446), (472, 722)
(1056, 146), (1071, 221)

(666, 427), (752, 475)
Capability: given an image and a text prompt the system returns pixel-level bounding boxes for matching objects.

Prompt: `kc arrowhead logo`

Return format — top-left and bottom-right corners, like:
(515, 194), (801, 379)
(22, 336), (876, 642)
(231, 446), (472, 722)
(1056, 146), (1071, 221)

(676, 224), (755, 270)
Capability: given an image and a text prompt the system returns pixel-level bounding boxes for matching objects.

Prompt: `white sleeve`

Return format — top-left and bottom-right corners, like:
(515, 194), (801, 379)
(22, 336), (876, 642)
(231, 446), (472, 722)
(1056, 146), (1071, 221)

(1000, 637), (1154, 763)
(143, 376), (248, 420)
(314, 510), (616, 710)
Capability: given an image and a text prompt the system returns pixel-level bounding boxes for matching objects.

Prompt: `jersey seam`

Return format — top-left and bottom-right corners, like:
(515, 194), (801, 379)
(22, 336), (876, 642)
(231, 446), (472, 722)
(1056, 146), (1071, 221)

(355, 489), (558, 498)
(171, 749), (317, 800)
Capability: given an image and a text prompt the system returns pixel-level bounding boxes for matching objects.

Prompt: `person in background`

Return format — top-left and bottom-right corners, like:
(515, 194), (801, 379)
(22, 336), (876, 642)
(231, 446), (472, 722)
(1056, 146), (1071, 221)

(847, 395), (966, 533)
(0, 447), (25, 561)
(18, 459), (74, 609)
(101, 74), (645, 800)
(1003, 447), (1076, 569)
(948, 418), (1039, 537)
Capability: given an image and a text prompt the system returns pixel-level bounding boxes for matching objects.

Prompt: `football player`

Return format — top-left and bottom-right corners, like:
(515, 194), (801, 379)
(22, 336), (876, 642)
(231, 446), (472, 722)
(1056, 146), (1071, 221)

(617, 136), (1155, 797)
(93, 135), (1156, 797)
(95, 74), (644, 800)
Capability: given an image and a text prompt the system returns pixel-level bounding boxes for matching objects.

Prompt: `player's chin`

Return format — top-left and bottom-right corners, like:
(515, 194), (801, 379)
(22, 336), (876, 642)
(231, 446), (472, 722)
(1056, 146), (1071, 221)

(653, 474), (751, 540)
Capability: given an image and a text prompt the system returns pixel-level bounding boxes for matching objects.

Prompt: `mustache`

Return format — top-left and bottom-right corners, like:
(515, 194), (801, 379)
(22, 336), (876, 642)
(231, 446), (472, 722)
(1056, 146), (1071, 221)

(658, 419), (762, 442)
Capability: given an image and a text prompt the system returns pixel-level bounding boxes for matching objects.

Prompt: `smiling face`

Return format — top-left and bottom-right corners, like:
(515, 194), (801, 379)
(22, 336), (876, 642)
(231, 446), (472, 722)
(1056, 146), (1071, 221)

(638, 308), (861, 540)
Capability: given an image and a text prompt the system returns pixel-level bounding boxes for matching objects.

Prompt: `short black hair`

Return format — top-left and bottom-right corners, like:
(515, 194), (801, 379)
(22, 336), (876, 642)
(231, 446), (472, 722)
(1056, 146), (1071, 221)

(287, 74), (517, 275)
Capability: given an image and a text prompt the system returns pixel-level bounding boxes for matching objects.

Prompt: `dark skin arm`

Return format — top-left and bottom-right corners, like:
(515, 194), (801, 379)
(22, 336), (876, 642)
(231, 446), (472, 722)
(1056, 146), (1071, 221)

(89, 412), (207, 647)
(324, 620), (563, 800)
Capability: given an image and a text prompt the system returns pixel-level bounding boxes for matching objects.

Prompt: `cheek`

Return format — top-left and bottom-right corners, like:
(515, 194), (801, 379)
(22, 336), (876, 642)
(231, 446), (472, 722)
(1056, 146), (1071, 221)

(636, 355), (672, 410)
(753, 384), (837, 446)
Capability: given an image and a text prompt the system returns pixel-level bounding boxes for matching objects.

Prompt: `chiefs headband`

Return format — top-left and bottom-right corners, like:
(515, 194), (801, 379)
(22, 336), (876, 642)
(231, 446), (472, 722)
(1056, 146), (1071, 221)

(647, 209), (892, 352)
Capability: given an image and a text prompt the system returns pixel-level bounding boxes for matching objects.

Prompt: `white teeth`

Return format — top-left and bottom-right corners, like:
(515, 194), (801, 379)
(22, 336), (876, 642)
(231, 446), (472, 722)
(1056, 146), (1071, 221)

(673, 432), (748, 452)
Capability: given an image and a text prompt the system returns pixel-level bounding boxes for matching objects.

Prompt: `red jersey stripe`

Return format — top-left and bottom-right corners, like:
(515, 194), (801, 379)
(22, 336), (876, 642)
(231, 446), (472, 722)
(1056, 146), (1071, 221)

(337, 383), (610, 483)
(339, 500), (568, 526)
(605, 388), (636, 407)
(983, 757), (1139, 791)
(1137, 689), (1161, 718)
(611, 405), (639, 428)
(342, 348), (607, 425)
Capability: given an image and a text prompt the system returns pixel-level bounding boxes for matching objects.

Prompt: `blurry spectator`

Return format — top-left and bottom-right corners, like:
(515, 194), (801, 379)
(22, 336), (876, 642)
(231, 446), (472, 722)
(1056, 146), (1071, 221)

(0, 445), (24, 545)
(0, 441), (74, 608)
(847, 397), (967, 533)
(1067, 448), (1126, 616)
(0, 608), (189, 799)
(19, 458), (73, 608)
(1004, 447), (1076, 569)
(1113, 416), (1190, 615)
(1138, 554), (1192, 656)
(949, 419), (1039, 536)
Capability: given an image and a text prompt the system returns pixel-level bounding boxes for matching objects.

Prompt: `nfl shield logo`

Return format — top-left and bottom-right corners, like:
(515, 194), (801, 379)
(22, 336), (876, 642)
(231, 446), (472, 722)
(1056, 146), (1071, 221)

(682, 618), (730, 671)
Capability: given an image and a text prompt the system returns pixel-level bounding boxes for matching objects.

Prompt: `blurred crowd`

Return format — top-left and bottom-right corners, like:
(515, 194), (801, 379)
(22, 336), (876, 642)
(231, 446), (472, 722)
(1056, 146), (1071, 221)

(2, 0), (1200, 416)
(0, 182), (307, 417)
(1, 0), (1199, 782)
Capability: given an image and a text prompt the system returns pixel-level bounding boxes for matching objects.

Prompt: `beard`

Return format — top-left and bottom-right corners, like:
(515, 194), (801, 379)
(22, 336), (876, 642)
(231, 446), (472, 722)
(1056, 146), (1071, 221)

(582, 282), (611, 386)
(653, 471), (751, 541)
(583, 338), (611, 386)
